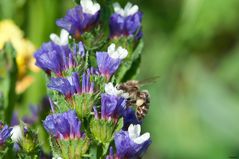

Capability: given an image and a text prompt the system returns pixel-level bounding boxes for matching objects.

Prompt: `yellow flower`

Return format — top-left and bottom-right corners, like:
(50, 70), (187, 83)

(0, 19), (38, 94)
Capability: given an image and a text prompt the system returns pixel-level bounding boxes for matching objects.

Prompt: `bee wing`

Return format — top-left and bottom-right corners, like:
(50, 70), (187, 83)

(138, 76), (160, 87)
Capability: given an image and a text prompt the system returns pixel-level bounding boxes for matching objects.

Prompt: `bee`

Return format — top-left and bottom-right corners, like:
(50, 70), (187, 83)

(117, 77), (158, 120)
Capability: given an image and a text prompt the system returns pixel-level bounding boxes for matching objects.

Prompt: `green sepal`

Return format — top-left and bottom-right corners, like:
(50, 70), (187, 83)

(50, 137), (90, 159)
(114, 117), (124, 133)
(48, 90), (71, 113)
(0, 139), (14, 159)
(90, 117), (123, 144)
(20, 130), (39, 153)
(74, 94), (94, 119)
(90, 119), (115, 143)
(81, 26), (108, 52)
(17, 128), (41, 159)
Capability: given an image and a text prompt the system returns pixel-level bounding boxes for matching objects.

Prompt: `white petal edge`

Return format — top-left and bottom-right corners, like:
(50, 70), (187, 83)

(113, 2), (138, 17)
(11, 125), (23, 143)
(50, 33), (61, 45)
(107, 43), (128, 59)
(126, 4), (139, 16)
(105, 82), (123, 96)
(60, 29), (69, 45)
(117, 46), (128, 59)
(81, 0), (100, 15)
(128, 124), (141, 139)
(50, 29), (69, 46)
(133, 132), (150, 144)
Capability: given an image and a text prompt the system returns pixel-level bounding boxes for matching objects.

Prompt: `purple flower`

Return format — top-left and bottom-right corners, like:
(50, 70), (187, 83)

(110, 3), (143, 40)
(48, 72), (94, 98)
(96, 44), (128, 80)
(114, 124), (151, 158)
(96, 52), (120, 80)
(105, 147), (114, 159)
(97, 82), (127, 121)
(86, 67), (100, 76)
(123, 108), (141, 131)
(101, 94), (126, 120)
(56, 0), (100, 38)
(43, 110), (82, 139)
(48, 77), (75, 98)
(0, 122), (12, 145)
(34, 41), (73, 76)
(73, 41), (85, 57)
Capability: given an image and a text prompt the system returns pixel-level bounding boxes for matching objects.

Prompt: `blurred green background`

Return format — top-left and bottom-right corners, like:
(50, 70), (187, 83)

(1, 0), (239, 158)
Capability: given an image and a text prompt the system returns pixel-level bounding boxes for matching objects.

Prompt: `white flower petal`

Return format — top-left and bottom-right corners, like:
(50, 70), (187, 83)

(107, 43), (128, 59)
(113, 2), (138, 17)
(81, 0), (100, 15)
(127, 5), (139, 16)
(128, 124), (141, 139)
(107, 43), (116, 54)
(60, 29), (69, 45)
(124, 2), (133, 12)
(50, 29), (69, 46)
(133, 132), (150, 144)
(50, 34), (61, 45)
(113, 3), (122, 13)
(128, 124), (150, 144)
(117, 47), (128, 59)
(105, 82), (123, 96)
(11, 125), (23, 143)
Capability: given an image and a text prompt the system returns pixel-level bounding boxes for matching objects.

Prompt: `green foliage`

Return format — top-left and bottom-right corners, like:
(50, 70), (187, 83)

(90, 118), (123, 144)
(0, 42), (18, 124)
(74, 94), (95, 119)
(115, 39), (144, 82)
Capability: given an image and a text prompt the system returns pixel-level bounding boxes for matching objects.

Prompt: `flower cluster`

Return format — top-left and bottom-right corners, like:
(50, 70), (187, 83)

(43, 110), (83, 140)
(33, 0), (151, 158)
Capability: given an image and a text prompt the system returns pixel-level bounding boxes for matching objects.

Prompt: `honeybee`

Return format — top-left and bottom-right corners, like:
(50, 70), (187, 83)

(117, 77), (158, 120)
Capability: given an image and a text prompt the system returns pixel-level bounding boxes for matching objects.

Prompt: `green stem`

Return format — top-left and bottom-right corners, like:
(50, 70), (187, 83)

(3, 43), (18, 125)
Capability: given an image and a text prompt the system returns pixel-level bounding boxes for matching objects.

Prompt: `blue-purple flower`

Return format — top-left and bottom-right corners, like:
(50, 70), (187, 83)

(56, 0), (100, 39)
(123, 108), (141, 131)
(34, 40), (86, 77)
(101, 94), (126, 120)
(96, 44), (128, 80)
(114, 124), (151, 158)
(43, 110), (83, 139)
(34, 41), (73, 76)
(0, 122), (12, 145)
(110, 3), (143, 40)
(94, 83), (127, 121)
(105, 147), (115, 159)
(48, 72), (94, 98)
(86, 67), (100, 76)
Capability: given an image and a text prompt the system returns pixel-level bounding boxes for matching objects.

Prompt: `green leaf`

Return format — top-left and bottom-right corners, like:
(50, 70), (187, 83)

(88, 144), (98, 159)
(122, 54), (141, 81)
(0, 42), (18, 124)
(102, 143), (110, 158)
(72, 0), (80, 5)
(114, 117), (124, 133)
(116, 40), (144, 82)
